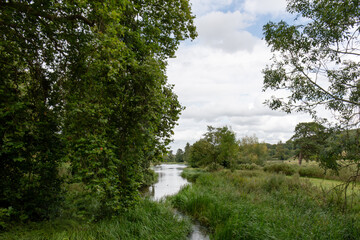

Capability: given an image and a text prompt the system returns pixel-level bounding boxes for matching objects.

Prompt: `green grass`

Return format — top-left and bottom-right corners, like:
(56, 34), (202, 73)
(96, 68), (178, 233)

(181, 167), (206, 182)
(265, 160), (360, 183)
(0, 199), (191, 240)
(306, 177), (360, 194)
(170, 168), (360, 240)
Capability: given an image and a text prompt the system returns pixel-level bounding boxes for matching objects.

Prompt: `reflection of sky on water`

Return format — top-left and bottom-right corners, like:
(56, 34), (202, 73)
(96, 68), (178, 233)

(149, 164), (189, 201)
(147, 164), (209, 240)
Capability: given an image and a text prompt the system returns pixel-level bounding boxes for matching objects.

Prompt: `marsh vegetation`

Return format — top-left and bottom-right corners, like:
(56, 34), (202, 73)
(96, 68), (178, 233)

(171, 167), (360, 239)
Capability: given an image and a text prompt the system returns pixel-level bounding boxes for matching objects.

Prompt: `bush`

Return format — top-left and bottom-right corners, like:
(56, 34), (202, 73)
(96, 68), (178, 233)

(263, 163), (297, 176)
(237, 163), (261, 171)
(141, 169), (158, 188)
(298, 166), (325, 178)
(263, 174), (286, 192)
(181, 168), (206, 182)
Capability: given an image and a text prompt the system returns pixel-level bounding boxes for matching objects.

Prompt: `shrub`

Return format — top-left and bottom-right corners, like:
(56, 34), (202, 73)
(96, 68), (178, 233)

(298, 166), (325, 178)
(180, 168), (206, 182)
(263, 163), (297, 176)
(237, 163), (261, 171)
(263, 174), (286, 192)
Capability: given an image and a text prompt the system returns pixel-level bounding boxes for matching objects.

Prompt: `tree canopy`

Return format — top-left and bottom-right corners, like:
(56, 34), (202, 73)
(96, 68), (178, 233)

(188, 126), (238, 169)
(291, 122), (327, 165)
(263, 0), (360, 127)
(263, 0), (360, 175)
(0, 0), (196, 222)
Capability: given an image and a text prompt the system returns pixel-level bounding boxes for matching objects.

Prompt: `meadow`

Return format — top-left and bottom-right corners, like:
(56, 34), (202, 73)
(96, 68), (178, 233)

(170, 165), (360, 239)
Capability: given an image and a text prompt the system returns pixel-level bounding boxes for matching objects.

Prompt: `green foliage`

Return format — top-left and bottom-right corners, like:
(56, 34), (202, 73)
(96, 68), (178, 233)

(180, 168), (207, 183)
(298, 166), (325, 178)
(263, 0), (360, 177)
(0, 199), (191, 240)
(236, 163), (261, 171)
(1, 0), (196, 223)
(189, 139), (214, 168)
(263, 163), (298, 176)
(163, 150), (175, 162)
(175, 148), (185, 162)
(267, 141), (295, 160)
(183, 142), (191, 163)
(238, 135), (268, 165)
(189, 126), (239, 169)
(204, 126), (239, 169)
(318, 129), (360, 174)
(263, 0), (360, 124)
(171, 170), (360, 239)
(291, 122), (328, 165)
(140, 168), (158, 188)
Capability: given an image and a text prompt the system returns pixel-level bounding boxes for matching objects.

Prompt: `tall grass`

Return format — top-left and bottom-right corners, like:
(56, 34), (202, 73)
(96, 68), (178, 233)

(264, 162), (360, 183)
(0, 199), (191, 240)
(170, 169), (360, 239)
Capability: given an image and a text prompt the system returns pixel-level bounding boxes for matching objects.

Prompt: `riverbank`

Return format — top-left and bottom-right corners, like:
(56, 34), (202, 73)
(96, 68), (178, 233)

(0, 198), (191, 240)
(170, 168), (360, 239)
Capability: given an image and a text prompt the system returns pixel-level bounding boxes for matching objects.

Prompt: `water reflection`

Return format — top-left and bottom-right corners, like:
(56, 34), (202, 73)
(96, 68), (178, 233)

(146, 164), (209, 240)
(148, 164), (188, 201)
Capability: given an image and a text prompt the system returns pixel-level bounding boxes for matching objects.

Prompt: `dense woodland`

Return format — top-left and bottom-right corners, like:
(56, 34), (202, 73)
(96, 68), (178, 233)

(0, 0), (196, 227)
(1, 0), (360, 239)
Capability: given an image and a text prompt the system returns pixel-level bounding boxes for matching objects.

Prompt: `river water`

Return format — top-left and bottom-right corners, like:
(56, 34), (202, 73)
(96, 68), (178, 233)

(146, 164), (209, 240)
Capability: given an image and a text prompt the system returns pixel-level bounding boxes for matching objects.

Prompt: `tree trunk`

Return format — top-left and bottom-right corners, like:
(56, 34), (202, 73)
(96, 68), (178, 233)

(298, 151), (303, 165)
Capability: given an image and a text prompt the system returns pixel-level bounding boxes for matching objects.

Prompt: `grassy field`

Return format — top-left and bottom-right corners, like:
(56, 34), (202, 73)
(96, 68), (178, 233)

(170, 168), (360, 240)
(0, 199), (191, 240)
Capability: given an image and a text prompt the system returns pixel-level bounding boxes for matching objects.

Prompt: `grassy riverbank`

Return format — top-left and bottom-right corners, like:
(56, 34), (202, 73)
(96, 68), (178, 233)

(0, 199), (191, 240)
(170, 168), (360, 239)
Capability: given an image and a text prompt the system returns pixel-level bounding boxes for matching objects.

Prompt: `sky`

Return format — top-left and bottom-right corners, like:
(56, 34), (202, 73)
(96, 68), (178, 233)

(167, 0), (313, 151)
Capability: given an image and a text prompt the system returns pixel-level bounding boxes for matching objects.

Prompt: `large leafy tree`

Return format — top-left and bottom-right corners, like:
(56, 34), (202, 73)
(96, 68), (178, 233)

(189, 139), (214, 168)
(263, 0), (360, 172)
(291, 122), (327, 165)
(1, 0), (196, 221)
(204, 126), (239, 169)
(189, 126), (238, 169)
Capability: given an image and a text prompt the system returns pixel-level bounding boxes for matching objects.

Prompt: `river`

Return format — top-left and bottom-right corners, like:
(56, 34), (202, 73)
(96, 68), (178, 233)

(146, 164), (209, 240)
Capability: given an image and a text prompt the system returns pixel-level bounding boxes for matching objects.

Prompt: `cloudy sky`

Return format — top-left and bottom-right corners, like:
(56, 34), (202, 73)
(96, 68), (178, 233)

(167, 0), (312, 151)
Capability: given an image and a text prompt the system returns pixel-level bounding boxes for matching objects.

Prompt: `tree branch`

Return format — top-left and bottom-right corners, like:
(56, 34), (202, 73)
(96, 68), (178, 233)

(292, 58), (360, 106)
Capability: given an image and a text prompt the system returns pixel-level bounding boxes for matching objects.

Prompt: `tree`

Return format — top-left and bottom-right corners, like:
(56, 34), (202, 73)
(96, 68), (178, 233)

(238, 135), (268, 165)
(263, 0), (360, 127)
(291, 122), (327, 165)
(183, 142), (191, 163)
(189, 139), (214, 168)
(0, 0), (196, 222)
(204, 126), (239, 169)
(188, 126), (238, 169)
(275, 141), (286, 161)
(263, 0), (360, 172)
(163, 150), (175, 162)
(175, 149), (184, 162)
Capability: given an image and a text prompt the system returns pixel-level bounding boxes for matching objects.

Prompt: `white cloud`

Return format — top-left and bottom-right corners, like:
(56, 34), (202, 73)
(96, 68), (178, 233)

(196, 11), (258, 52)
(167, 37), (312, 150)
(165, 0), (315, 151)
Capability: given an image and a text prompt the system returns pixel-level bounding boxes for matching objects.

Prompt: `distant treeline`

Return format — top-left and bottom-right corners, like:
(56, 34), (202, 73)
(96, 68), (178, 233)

(164, 126), (297, 168)
(165, 123), (360, 172)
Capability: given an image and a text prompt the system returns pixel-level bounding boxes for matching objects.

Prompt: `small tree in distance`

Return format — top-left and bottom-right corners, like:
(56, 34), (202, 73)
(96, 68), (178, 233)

(238, 135), (268, 165)
(175, 149), (184, 162)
